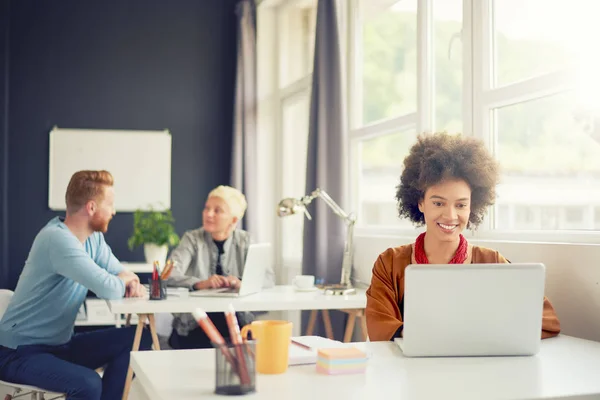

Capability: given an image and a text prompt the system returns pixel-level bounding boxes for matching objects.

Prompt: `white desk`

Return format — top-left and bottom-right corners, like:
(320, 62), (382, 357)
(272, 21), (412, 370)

(107, 285), (366, 314)
(130, 335), (600, 400)
(107, 286), (367, 400)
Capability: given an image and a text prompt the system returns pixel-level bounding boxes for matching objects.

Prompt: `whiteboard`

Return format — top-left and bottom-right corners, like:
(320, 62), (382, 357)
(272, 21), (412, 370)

(49, 128), (171, 212)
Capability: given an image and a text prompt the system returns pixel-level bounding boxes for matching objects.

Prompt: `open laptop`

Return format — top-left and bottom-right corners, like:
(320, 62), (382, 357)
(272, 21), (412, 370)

(189, 243), (271, 298)
(395, 263), (546, 357)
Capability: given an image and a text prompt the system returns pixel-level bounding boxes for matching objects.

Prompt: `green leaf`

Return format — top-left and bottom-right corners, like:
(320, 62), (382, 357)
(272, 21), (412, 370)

(127, 206), (180, 251)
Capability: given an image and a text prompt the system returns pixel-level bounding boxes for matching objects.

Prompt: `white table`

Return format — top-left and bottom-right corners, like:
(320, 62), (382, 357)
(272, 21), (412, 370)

(130, 335), (600, 400)
(121, 262), (154, 274)
(107, 286), (367, 399)
(108, 285), (366, 314)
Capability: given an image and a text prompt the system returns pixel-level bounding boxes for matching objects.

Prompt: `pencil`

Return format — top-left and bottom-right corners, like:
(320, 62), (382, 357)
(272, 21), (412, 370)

(225, 304), (251, 385)
(192, 308), (239, 375)
(160, 259), (174, 280)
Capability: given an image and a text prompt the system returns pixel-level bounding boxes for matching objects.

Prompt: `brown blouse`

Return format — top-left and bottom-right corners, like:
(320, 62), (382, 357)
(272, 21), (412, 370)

(365, 244), (561, 341)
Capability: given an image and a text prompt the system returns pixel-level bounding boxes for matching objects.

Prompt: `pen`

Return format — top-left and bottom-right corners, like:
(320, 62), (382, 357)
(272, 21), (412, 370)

(225, 304), (251, 385)
(291, 340), (312, 351)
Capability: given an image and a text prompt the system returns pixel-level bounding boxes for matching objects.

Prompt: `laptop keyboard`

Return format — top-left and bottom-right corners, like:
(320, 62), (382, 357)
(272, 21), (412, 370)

(217, 288), (239, 294)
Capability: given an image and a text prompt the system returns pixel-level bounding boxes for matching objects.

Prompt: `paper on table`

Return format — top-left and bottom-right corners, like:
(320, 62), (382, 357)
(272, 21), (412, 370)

(288, 336), (364, 366)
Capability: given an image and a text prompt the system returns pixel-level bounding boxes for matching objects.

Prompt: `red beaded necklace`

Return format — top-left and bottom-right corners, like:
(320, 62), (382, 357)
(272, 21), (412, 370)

(414, 232), (468, 264)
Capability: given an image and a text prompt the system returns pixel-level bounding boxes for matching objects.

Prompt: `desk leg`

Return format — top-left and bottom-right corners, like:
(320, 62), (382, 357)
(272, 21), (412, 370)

(306, 310), (318, 335)
(321, 310), (334, 340)
(360, 309), (368, 341)
(122, 313), (148, 400)
(147, 314), (161, 351)
(343, 310), (358, 343)
(125, 313), (132, 327)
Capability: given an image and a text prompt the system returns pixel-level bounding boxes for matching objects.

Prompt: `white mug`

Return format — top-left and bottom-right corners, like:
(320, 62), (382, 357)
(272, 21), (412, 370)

(293, 275), (315, 289)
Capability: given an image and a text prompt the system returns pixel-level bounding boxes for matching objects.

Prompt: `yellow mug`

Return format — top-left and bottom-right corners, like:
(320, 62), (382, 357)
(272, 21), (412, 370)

(241, 320), (292, 374)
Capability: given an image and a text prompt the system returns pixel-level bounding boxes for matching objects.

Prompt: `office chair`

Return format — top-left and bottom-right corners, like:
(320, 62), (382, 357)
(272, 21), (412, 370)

(0, 290), (65, 400)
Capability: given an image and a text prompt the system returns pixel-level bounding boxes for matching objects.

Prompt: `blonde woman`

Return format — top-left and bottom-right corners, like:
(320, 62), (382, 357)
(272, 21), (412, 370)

(167, 185), (274, 348)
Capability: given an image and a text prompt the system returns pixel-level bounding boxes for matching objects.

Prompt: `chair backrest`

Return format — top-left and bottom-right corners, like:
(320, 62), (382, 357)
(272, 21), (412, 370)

(0, 289), (14, 320)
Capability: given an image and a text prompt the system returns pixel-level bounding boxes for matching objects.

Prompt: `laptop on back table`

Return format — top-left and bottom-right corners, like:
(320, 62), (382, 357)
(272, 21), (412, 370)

(189, 243), (271, 298)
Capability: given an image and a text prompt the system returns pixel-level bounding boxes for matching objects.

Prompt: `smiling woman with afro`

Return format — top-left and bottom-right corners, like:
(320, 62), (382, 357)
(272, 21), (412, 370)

(364, 132), (561, 342)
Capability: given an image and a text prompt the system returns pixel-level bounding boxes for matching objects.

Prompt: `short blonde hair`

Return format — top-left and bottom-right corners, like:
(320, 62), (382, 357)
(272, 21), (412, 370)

(208, 185), (247, 220)
(65, 170), (114, 213)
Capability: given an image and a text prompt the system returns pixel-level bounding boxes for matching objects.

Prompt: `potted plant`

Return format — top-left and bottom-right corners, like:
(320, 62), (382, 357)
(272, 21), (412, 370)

(128, 207), (180, 267)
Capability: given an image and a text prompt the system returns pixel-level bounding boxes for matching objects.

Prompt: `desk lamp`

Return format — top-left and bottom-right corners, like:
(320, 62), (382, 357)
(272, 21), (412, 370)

(277, 188), (356, 295)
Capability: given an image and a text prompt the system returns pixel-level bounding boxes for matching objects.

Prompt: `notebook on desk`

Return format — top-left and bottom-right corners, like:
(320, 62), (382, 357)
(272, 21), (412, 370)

(288, 336), (369, 366)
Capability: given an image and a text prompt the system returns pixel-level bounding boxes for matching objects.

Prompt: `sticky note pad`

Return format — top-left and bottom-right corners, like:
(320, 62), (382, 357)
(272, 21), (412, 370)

(316, 347), (367, 375)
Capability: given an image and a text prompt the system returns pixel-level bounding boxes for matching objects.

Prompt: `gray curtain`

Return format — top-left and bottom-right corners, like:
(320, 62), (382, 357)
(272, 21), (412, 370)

(231, 0), (259, 237)
(302, 0), (347, 340)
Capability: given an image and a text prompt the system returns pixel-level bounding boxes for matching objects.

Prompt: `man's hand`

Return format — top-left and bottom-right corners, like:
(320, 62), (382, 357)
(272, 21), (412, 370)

(125, 280), (146, 298)
(194, 275), (230, 290)
(118, 270), (139, 287)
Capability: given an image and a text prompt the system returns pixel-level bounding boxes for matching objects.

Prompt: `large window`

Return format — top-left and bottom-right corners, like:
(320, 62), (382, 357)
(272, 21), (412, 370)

(492, 0), (579, 87)
(278, 0), (317, 88)
(258, 0), (318, 280)
(351, 0), (464, 229)
(280, 92), (311, 264)
(433, 0), (463, 133)
(356, 129), (416, 227)
(347, 0), (600, 240)
(479, 0), (600, 233)
(260, 0), (600, 247)
(360, 0), (417, 125)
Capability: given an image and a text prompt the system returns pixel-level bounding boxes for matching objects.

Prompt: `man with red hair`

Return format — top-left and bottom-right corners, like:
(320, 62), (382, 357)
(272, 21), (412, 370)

(0, 170), (152, 400)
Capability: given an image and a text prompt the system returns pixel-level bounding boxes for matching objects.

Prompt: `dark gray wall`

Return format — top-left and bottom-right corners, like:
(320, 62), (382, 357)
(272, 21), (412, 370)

(1, 0), (238, 289)
(1, 0), (9, 289)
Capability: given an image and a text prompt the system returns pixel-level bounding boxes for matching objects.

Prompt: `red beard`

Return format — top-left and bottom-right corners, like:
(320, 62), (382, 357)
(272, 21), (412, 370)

(90, 214), (110, 233)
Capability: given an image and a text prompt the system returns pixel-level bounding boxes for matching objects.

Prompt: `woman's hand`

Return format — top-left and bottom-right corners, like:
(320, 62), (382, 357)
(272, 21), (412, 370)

(226, 276), (241, 289)
(194, 275), (230, 290)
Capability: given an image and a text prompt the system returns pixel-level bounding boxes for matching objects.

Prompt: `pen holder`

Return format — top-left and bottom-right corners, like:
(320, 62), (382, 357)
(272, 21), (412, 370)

(213, 341), (256, 396)
(148, 278), (167, 300)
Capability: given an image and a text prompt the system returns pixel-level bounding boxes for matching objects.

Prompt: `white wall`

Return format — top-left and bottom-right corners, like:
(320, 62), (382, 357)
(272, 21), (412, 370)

(353, 235), (600, 342)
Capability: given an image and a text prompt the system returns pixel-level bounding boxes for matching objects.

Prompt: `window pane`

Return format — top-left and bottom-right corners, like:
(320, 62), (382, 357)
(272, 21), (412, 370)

(278, 0), (317, 88)
(434, 0), (462, 133)
(494, 92), (600, 230)
(492, 0), (596, 87)
(281, 91), (310, 264)
(358, 130), (416, 227)
(361, 0), (417, 125)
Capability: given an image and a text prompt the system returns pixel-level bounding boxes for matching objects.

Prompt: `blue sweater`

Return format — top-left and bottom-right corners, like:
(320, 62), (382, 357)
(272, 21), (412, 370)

(0, 217), (126, 349)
